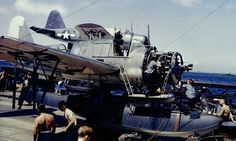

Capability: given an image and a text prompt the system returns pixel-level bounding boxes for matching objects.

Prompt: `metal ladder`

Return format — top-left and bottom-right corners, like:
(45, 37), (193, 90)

(118, 66), (134, 96)
(162, 52), (175, 94)
(162, 70), (170, 94)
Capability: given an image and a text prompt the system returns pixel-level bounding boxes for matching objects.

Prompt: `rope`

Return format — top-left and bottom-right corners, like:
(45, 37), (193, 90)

(160, 0), (229, 51)
(146, 118), (169, 141)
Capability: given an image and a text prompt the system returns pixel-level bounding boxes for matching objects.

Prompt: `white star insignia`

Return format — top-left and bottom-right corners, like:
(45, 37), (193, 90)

(62, 31), (70, 40)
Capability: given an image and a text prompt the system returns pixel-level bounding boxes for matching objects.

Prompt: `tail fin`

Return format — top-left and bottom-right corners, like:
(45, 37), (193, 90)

(7, 16), (34, 42)
(45, 10), (66, 29)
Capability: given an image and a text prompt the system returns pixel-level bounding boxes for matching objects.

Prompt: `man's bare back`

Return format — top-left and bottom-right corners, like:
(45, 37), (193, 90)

(217, 99), (235, 122)
(33, 104), (55, 141)
(34, 113), (55, 131)
(221, 104), (230, 117)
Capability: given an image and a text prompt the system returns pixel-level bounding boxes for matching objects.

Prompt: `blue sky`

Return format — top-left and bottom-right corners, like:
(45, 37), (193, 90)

(0, 0), (235, 74)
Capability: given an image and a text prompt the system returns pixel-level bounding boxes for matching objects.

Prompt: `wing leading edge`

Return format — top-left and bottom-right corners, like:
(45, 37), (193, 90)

(0, 36), (118, 79)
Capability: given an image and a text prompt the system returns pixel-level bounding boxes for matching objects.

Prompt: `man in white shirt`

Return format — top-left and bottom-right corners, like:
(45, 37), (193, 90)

(183, 79), (196, 110)
(144, 59), (161, 95)
(144, 60), (158, 74)
(58, 100), (77, 141)
(185, 80), (195, 99)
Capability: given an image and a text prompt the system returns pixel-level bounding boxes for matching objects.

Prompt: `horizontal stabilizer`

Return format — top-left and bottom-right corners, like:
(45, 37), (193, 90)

(30, 26), (55, 37)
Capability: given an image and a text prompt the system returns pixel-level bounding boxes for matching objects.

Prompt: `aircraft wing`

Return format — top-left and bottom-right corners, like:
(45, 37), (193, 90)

(75, 23), (113, 40)
(0, 36), (118, 79)
(181, 80), (236, 97)
(193, 81), (236, 89)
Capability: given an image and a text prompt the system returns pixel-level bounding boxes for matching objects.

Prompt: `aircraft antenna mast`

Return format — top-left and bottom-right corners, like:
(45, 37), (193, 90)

(148, 24), (151, 45)
(131, 22), (133, 33)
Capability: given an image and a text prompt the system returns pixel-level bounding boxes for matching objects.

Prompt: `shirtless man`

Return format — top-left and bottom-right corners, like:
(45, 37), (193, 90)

(33, 104), (55, 141)
(217, 99), (235, 122)
(58, 100), (77, 141)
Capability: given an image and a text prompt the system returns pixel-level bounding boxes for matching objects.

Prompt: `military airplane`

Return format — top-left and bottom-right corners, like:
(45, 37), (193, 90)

(29, 10), (195, 95)
(0, 10), (222, 140)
